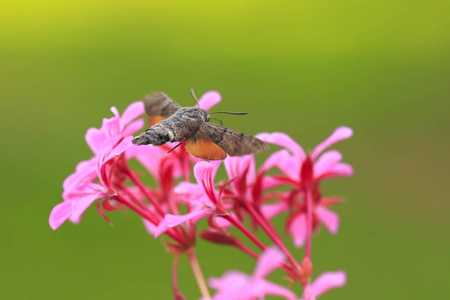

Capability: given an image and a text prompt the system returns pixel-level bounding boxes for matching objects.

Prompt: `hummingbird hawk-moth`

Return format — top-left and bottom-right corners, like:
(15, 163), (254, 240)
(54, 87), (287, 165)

(132, 91), (269, 160)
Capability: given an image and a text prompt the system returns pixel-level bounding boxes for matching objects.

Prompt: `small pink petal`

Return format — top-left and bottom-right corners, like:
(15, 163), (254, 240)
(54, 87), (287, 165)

(224, 154), (256, 185)
(261, 149), (299, 181)
(154, 210), (212, 238)
(257, 132), (306, 160)
(290, 213), (307, 248)
(318, 163), (354, 180)
(49, 202), (73, 230)
(122, 119), (144, 137)
(252, 247), (285, 279)
(311, 127), (353, 161)
(85, 127), (107, 155)
(120, 101), (145, 125)
(143, 218), (157, 235)
(314, 150), (342, 178)
(62, 158), (97, 195)
(259, 280), (298, 300)
(309, 271), (347, 297)
(126, 144), (164, 178)
(260, 203), (288, 220)
(198, 91), (221, 111)
(71, 192), (104, 219)
(208, 271), (248, 299)
(315, 207), (339, 234)
(174, 182), (204, 195)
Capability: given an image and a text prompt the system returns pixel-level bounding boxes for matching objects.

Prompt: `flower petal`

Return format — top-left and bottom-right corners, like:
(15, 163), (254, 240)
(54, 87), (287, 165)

(224, 154), (256, 184)
(174, 181), (204, 195)
(311, 127), (353, 160)
(309, 271), (347, 297)
(314, 150), (342, 177)
(261, 149), (299, 181)
(290, 213), (307, 247)
(315, 207), (339, 234)
(49, 202), (73, 230)
(317, 162), (354, 180)
(120, 101), (145, 125)
(198, 91), (221, 111)
(208, 271), (248, 299)
(257, 132), (306, 160)
(260, 203), (288, 220)
(154, 210), (212, 238)
(259, 280), (298, 300)
(252, 247), (285, 279)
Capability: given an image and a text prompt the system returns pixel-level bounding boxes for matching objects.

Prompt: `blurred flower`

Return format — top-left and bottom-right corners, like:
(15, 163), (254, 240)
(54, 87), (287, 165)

(49, 136), (132, 230)
(257, 127), (353, 247)
(85, 101), (145, 155)
(299, 271), (347, 300)
(208, 247), (297, 300)
(154, 160), (229, 238)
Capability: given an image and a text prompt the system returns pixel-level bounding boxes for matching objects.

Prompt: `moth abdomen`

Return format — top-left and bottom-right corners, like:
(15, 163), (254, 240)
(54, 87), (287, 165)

(132, 122), (178, 146)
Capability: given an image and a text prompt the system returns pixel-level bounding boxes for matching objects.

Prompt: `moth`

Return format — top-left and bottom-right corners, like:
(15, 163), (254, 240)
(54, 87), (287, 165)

(132, 91), (269, 160)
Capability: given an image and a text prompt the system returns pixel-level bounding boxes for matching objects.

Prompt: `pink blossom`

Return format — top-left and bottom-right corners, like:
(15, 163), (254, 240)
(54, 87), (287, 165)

(198, 90), (221, 111)
(85, 101), (145, 155)
(300, 271), (347, 300)
(223, 154), (288, 226)
(154, 160), (228, 237)
(208, 247), (297, 300)
(257, 127), (353, 184)
(257, 127), (353, 247)
(49, 136), (132, 230)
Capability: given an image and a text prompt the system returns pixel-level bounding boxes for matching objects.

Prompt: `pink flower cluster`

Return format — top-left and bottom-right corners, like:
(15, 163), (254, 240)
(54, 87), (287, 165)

(50, 91), (353, 299)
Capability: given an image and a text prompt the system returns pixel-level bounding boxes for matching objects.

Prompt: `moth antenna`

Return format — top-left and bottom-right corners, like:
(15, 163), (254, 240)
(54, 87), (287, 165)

(190, 88), (201, 107)
(209, 117), (223, 126)
(211, 111), (248, 115)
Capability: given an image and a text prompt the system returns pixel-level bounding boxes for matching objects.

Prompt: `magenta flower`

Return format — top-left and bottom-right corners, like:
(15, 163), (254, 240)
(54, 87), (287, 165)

(197, 90), (222, 111)
(257, 127), (353, 184)
(154, 160), (228, 238)
(223, 154), (288, 228)
(85, 101), (145, 155)
(257, 127), (353, 247)
(49, 136), (132, 230)
(300, 271), (347, 300)
(208, 247), (297, 300)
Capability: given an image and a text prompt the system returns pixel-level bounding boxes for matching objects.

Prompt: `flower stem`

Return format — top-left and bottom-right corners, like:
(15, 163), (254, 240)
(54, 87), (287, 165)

(172, 255), (186, 300)
(304, 188), (313, 260)
(125, 169), (166, 216)
(116, 194), (183, 244)
(187, 249), (211, 299)
(246, 204), (302, 270)
(223, 214), (266, 251)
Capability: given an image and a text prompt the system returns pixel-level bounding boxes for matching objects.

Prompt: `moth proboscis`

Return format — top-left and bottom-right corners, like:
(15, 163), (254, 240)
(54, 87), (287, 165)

(132, 91), (269, 160)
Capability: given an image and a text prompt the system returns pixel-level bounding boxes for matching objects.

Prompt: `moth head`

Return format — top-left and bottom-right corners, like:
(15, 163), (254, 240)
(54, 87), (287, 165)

(200, 108), (210, 122)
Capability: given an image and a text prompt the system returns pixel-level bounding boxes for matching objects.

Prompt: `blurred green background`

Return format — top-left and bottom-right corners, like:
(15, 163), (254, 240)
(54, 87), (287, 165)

(1, 0), (449, 299)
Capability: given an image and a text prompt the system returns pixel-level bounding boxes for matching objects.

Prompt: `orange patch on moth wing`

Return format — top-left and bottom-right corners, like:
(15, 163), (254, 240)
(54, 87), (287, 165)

(150, 116), (166, 126)
(186, 139), (227, 160)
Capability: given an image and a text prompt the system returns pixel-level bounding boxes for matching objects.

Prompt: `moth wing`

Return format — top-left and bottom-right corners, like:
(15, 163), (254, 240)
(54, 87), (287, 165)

(186, 130), (227, 160)
(143, 92), (181, 126)
(199, 123), (270, 157)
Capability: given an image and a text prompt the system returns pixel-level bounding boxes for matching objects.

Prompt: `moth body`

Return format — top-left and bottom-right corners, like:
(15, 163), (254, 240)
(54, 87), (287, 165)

(132, 91), (269, 160)
(133, 107), (209, 146)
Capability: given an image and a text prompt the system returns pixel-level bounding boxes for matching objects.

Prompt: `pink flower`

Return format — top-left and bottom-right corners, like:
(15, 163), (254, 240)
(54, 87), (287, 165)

(154, 160), (228, 237)
(300, 271), (347, 300)
(208, 247), (297, 300)
(257, 127), (353, 184)
(223, 154), (288, 226)
(49, 136), (133, 230)
(85, 101), (145, 155)
(257, 127), (353, 247)
(198, 90), (222, 111)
